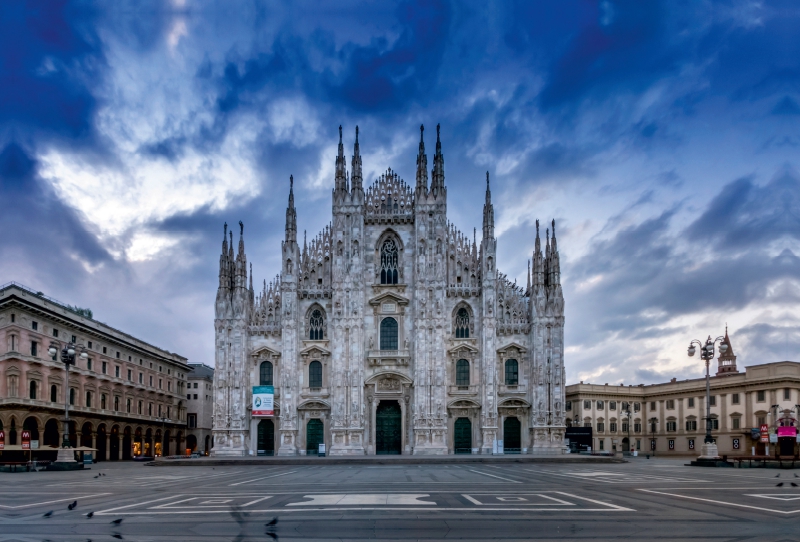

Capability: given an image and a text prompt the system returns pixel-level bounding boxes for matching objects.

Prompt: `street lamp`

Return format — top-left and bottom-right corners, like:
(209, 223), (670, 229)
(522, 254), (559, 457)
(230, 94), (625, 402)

(687, 335), (728, 460)
(624, 407), (632, 454)
(158, 416), (168, 457)
(48, 340), (87, 460)
(649, 417), (658, 456)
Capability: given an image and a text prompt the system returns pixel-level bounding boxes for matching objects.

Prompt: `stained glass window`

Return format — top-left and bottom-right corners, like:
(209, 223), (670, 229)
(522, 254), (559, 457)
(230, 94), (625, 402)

(505, 359), (518, 385)
(309, 309), (324, 340)
(380, 318), (398, 350)
(309, 361), (322, 388)
(455, 308), (469, 338)
(380, 239), (399, 284)
(260, 361), (273, 386)
(456, 359), (470, 387)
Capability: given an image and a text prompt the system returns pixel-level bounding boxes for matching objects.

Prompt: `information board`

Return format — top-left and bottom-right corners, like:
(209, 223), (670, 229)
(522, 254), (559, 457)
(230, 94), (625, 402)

(252, 385), (274, 417)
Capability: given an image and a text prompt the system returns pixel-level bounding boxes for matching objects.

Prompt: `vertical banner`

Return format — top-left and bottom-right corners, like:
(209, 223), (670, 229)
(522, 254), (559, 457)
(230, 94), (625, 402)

(760, 424), (769, 443)
(252, 386), (274, 417)
(668, 439), (675, 450)
(21, 430), (31, 450)
(733, 438), (740, 450)
(688, 439), (695, 450)
(0, 430), (4, 450)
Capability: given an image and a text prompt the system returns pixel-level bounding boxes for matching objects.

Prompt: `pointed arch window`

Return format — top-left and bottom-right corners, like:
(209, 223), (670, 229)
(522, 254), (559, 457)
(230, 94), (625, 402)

(260, 361), (273, 386)
(456, 359), (470, 387)
(380, 317), (398, 350)
(380, 239), (399, 284)
(455, 308), (470, 338)
(309, 310), (324, 340)
(505, 359), (519, 385)
(309, 361), (322, 389)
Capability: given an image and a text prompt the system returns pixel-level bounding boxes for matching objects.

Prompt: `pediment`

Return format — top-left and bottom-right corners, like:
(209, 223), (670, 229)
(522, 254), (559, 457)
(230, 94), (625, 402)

(498, 398), (531, 407)
(299, 344), (331, 358)
(368, 291), (410, 307)
(365, 370), (413, 385)
(251, 346), (281, 359)
(497, 342), (527, 355)
(447, 399), (482, 409)
(298, 400), (331, 410)
(448, 343), (479, 355)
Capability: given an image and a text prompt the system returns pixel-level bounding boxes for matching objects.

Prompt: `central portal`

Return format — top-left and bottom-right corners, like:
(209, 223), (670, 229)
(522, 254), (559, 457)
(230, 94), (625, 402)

(376, 400), (402, 454)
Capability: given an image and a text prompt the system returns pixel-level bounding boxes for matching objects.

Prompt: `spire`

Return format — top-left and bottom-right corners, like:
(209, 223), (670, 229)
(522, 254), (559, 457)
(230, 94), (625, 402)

(527, 259), (531, 293)
(431, 123), (444, 197)
(415, 124), (428, 198)
(249, 262), (253, 292)
(219, 222), (229, 289)
(285, 175), (297, 244)
(351, 126), (362, 194)
(550, 219), (560, 286)
(335, 125), (347, 193)
(551, 218), (557, 253)
(482, 171), (494, 240)
(303, 230), (308, 261)
(716, 326), (739, 375)
(533, 220), (544, 287)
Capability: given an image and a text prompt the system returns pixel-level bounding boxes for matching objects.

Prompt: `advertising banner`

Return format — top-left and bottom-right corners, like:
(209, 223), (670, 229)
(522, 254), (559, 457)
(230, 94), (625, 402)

(21, 430), (31, 450)
(252, 385), (274, 417)
(777, 426), (797, 438)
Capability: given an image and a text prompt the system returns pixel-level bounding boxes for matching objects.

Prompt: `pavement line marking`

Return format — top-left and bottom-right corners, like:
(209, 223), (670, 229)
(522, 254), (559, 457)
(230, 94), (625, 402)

(637, 489), (800, 515)
(0, 493), (112, 510)
(462, 494), (482, 505)
(554, 492), (634, 511)
(96, 495), (182, 514)
(95, 506), (631, 515)
(287, 494), (435, 506)
(467, 469), (522, 483)
(228, 470), (298, 486)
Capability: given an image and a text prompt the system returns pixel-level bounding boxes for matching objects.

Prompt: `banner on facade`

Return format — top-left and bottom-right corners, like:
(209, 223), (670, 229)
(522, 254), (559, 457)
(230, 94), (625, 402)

(21, 430), (31, 450)
(760, 424), (769, 443)
(778, 426), (797, 438)
(252, 386), (274, 417)
(0, 430), (4, 450)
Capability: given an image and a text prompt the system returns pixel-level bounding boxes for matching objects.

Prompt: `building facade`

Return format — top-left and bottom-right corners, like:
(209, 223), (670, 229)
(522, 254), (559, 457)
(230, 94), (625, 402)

(566, 332), (800, 456)
(0, 283), (190, 460)
(186, 362), (214, 454)
(212, 125), (567, 456)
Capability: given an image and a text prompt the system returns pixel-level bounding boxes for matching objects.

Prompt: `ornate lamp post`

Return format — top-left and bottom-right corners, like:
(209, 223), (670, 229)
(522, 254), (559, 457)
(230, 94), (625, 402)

(48, 340), (87, 464)
(624, 406), (632, 454)
(687, 335), (728, 461)
(649, 417), (658, 456)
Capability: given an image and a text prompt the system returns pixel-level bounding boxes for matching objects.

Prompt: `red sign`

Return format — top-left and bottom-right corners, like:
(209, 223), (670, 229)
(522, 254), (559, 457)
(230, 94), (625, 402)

(760, 424), (769, 443)
(21, 430), (31, 450)
(778, 426), (797, 438)
(0, 430), (4, 450)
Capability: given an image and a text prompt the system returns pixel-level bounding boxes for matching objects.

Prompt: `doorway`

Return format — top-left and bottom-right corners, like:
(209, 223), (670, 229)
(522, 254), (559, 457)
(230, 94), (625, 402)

(780, 437), (795, 456)
(622, 437), (630, 452)
(258, 419), (275, 456)
(110, 426), (120, 460)
(454, 417), (472, 454)
(503, 417), (521, 453)
(376, 401), (402, 454)
(306, 419), (324, 455)
(96, 425), (107, 461)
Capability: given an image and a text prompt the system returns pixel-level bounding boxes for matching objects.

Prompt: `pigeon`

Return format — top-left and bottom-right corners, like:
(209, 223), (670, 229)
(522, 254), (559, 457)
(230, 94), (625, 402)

(266, 517), (278, 527)
(112, 534), (123, 540)
(777, 482), (784, 487)
(94, 475), (99, 479)
(43, 510), (54, 518)
(795, 473), (798, 478)
(111, 518), (124, 525)
(86, 512), (94, 518)
(68, 501), (77, 510)
(776, 474), (781, 478)
(266, 533), (277, 540)
(792, 482), (798, 487)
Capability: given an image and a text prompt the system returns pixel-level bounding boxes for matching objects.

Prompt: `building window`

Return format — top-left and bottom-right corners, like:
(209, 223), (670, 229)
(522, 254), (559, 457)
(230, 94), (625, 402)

(101, 394), (106, 409)
(610, 422), (617, 432)
(710, 418), (719, 430)
(621, 402), (629, 411)
(757, 415), (766, 425)
(85, 391), (92, 408)
(380, 239), (399, 284)
(127, 369), (132, 380)
(634, 423), (642, 433)
(785, 389), (791, 401)
(168, 381), (172, 391)
(32, 321), (38, 330)
(138, 401), (143, 415)
(380, 317), (398, 350)
(187, 394), (191, 400)
(566, 401), (572, 411)
(102, 362), (107, 374)
(50, 385), (57, 402)
(193, 382), (198, 389)
(127, 398), (131, 413)
(71, 335), (77, 343)
(53, 328), (59, 337)
(139, 373), (143, 384)
(597, 422), (605, 432)
(193, 394), (198, 399)
(686, 420), (697, 431)
(148, 403), (152, 416)
(732, 417), (740, 429)
(709, 395), (716, 406)
(730, 393), (739, 405)
(666, 421), (677, 432)
(69, 388), (75, 405)
(116, 351), (120, 359)
(757, 390), (766, 402)
(87, 359), (92, 371)
(260, 361), (273, 386)
(29, 380), (37, 399)
(187, 414), (197, 429)
(30, 341), (38, 357)
(609, 401), (617, 411)
(102, 346), (107, 354)
(128, 355), (131, 361)
(597, 401), (604, 410)
(158, 404), (162, 417)
(115, 366), (120, 378)
(666, 400), (675, 410)
(456, 359), (470, 387)
(309, 309), (325, 340)
(87, 341), (92, 349)
(688, 397), (695, 408)
(584, 400), (590, 409)
(505, 359), (518, 385)
(150, 375), (153, 386)
(159, 378), (162, 389)
(622, 422), (629, 433)
(309, 360), (323, 388)
(10, 313), (14, 323)
(114, 396), (119, 411)
(455, 308), (470, 338)
(634, 402), (640, 412)
(583, 421), (592, 428)
(166, 406), (170, 418)
(650, 402), (656, 410)
(599, 440), (604, 451)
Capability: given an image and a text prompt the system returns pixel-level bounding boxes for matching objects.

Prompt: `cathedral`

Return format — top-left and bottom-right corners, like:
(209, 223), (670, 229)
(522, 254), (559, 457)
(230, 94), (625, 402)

(211, 125), (566, 456)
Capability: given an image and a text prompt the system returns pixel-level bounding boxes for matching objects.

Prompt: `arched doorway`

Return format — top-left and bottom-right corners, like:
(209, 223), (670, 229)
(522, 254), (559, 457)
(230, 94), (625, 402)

(187, 434), (198, 451)
(176, 432), (184, 454)
(23, 417), (40, 442)
(205, 434), (211, 454)
(163, 430), (171, 457)
(133, 427), (143, 457)
(96, 425), (107, 461)
(454, 417), (472, 454)
(144, 429), (153, 456)
(503, 417), (521, 454)
(8, 418), (17, 445)
(376, 401), (402, 455)
(155, 429), (163, 456)
(81, 422), (93, 448)
(306, 419), (324, 455)
(44, 419), (60, 448)
(258, 419), (275, 456)
(622, 437), (630, 452)
(110, 426), (120, 460)
(122, 427), (132, 460)
(68, 421), (78, 447)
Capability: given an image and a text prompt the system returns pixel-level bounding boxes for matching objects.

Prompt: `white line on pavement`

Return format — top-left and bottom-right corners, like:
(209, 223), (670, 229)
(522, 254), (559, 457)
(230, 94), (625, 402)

(228, 470), (298, 486)
(467, 469), (522, 483)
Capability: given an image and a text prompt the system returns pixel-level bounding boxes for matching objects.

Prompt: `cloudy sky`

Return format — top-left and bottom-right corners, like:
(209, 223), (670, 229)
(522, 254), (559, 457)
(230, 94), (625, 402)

(2, 0), (798, 385)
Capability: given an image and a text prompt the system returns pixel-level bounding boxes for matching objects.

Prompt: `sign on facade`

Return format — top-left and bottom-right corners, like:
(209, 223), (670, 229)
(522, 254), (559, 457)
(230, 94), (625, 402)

(778, 426), (797, 438)
(252, 385), (274, 417)
(0, 430), (4, 450)
(733, 438), (740, 450)
(688, 439), (694, 450)
(760, 424), (769, 443)
(769, 433), (778, 443)
(668, 439), (674, 450)
(650, 439), (656, 450)
(21, 430), (31, 450)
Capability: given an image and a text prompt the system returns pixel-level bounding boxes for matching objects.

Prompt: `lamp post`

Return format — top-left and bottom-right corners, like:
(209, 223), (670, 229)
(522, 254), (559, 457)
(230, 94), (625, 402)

(624, 407), (632, 454)
(687, 335), (728, 460)
(158, 416), (168, 457)
(649, 417), (658, 456)
(48, 340), (87, 463)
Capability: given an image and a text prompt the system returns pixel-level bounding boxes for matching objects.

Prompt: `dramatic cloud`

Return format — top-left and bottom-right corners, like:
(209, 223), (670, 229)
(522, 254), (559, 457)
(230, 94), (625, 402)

(2, 1), (799, 382)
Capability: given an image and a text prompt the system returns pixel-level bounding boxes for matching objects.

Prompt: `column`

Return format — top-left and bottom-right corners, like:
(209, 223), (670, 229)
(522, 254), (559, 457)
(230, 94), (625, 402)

(91, 432), (97, 462)
(105, 433), (110, 461)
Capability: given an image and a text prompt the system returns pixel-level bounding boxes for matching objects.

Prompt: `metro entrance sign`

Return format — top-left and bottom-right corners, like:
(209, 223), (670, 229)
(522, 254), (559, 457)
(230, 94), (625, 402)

(760, 424), (769, 443)
(21, 430), (31, 450)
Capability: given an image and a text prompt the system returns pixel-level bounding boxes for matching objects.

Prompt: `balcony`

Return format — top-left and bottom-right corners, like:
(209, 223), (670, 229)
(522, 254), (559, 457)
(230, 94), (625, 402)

(367, 349), (411, 366)
(448, 385), (478, 395)
(499, 384), (527, 396)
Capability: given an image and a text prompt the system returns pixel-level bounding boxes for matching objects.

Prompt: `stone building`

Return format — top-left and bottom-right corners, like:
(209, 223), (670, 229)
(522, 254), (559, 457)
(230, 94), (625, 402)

(212, 125), (566, 456)
(0, 282), (190, 460)
(186, 362), (214, 454)
(566, 331), (800, 456)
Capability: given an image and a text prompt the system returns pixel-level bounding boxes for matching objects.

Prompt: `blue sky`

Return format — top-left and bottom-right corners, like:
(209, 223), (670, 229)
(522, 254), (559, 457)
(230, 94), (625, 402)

(1, 0), (798, 385)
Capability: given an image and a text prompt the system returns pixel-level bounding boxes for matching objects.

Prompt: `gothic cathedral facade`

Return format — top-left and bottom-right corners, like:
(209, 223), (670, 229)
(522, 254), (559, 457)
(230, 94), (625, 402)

(212, 125), (566, 456)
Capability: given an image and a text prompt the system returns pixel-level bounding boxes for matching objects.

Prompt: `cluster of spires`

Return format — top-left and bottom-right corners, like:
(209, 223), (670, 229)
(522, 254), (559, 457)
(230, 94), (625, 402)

(527, 219), (561, 294)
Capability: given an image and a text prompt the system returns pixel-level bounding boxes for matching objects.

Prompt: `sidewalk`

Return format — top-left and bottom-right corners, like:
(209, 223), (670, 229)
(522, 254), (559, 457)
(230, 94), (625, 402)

(149, 453), (623, 467)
